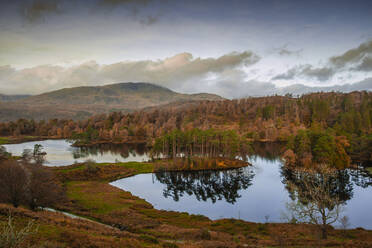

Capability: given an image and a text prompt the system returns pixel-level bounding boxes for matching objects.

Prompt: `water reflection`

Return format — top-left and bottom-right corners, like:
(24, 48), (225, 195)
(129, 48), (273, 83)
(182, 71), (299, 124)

(349, 169), (372, 188)
(155, 168), (255, 204)
(72, 143), (147, 160)
(3, 140), (150, 166)
(250, 141), (285, 162)
(281, 167), (354, 205)
(111, 154), (372, 228)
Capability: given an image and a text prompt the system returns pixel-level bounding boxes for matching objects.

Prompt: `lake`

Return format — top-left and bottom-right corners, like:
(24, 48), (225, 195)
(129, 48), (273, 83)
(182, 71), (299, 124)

(3, 139), (150, 166)
(111, 156), (372, 229)
(3, 140), (372, 229)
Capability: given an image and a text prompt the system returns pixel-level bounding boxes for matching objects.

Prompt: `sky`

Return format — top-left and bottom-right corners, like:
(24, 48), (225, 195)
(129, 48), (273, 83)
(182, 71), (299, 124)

(0, 0), (372, 98)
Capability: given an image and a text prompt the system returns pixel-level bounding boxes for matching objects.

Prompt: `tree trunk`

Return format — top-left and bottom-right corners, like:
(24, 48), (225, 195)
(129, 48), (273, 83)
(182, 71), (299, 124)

(321, 226), (327, 239)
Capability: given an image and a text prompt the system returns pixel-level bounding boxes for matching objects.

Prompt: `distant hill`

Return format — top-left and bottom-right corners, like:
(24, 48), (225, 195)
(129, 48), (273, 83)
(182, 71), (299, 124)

(0, 83), (223, 121)
(0, 94), (30, 102)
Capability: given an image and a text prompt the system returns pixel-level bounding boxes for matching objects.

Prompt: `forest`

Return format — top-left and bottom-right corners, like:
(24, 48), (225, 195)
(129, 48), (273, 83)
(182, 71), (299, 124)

(0, 91), (371, 168)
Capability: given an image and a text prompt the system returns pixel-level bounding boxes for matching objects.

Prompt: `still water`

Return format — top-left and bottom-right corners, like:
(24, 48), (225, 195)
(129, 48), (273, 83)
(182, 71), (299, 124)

(3, 139), (149, 166)
(3, 140), (372, 229)
(111, 156), (372, 229)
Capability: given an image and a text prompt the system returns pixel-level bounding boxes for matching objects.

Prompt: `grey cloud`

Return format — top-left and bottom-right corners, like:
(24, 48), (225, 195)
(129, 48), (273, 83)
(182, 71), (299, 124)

(300, 65), (334, 81)
(273, 41), (372, 82)
(330, 40), (372, 68)
(98, 0), (158, 25)
(355, 56), (372, 71)
(139, 15), (158, 25)
(272, 65), (334, 81)
(21, 0), (61, 22)
(0, 51), (259, 96)
(277, 78), (372, 96)
(99, 0), (151, 7)
(278, 48), (302, 57)
(178, 69), (276, 99)
(272, 67), (297, 80)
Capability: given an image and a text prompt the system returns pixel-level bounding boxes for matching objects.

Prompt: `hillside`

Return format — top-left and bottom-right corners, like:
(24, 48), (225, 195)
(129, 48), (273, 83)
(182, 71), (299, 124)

(0, 94), (30, 102)
(0, 83), (223, 121)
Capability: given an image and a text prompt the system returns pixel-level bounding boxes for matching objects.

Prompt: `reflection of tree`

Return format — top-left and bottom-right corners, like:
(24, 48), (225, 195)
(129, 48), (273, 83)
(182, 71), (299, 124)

(281, 167), (353, 204)
(281, 165), (353, 239)
(250, 142), (285, 162)
(349, 168), (372, 188)
(72, 144), (147, 160)
(155, 168), (255, 204)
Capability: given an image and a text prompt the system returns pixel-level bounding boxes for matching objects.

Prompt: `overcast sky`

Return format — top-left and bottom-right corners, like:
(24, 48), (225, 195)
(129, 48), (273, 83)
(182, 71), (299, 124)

(0, 0), (372, 98)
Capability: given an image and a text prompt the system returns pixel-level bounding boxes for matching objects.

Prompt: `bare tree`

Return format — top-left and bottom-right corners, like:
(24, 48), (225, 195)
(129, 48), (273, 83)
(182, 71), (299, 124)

(0, 161), (27, 208)
(0, 150), (63, 210)
(339, 215), (350, 237)
(25, 164), (63, 210)
(0, 214), (38, 248)
(284, 165), (344, 239)
(0, 146), (9, 161)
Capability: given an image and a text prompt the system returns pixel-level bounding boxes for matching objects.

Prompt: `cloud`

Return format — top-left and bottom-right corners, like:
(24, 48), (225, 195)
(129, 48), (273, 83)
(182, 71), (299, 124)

(98, 0), (158, 25)
(330, 40), (372, 68)
(0, 51), (259, 97)
(99, 0), (151, 7)
(355, 56), (372, 71)
(21, 0), (61, 22)
(277, 78), (372, 96)
(272, 64), (334, 81)
(278, 48), (300, 56)
(139, 15), (158, 25)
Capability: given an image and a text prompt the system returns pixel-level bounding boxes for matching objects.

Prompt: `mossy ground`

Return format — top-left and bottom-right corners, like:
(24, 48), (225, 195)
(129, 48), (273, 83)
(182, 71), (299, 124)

(0, 137), (9, 145)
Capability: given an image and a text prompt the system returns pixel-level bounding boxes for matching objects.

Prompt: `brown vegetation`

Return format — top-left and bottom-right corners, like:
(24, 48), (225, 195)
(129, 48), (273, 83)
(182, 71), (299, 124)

(0, 159), (64, 210)
(0, 82), (223, 122)
(0, 91), (371, 167)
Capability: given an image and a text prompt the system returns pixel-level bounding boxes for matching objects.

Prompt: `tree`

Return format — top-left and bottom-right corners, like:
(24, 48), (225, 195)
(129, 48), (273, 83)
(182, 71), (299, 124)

(0, 161), (27, 208)
(0, 146), (10, 161)
(284, 166), (344, 239)
(0, 153), (63, 210)
(32, 144), (46, 165)
(0, 214), (38, 248)
(25, 164), (63, 210)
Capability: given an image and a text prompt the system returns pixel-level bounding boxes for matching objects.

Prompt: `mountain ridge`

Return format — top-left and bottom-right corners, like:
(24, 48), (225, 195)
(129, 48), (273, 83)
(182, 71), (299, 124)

(0, 82), (223, 121)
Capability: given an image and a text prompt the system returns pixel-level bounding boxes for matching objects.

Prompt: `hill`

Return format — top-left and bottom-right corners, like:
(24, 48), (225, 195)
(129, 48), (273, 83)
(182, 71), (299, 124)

(0, 83), (223, 121)
(0, 94), (30, 102)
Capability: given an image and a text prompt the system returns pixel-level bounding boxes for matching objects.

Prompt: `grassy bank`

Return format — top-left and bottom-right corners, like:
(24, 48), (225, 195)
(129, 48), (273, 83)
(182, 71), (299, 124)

(0, 136), (57, 145)
(0, 137), (10, 145)
(40, 161), (372, 247)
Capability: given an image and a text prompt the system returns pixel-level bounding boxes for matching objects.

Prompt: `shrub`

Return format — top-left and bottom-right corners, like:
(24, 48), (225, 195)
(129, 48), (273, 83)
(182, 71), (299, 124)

(0, 215), (38, 248)
(85, 159), (99, 174)
(162, 242), (179, 248)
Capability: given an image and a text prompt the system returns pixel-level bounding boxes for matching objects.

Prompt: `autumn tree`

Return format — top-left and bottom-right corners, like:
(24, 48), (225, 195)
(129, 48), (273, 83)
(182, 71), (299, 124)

(25, 164), (63, 210)
(283, 166), (347, 239)
(0, 160), (27, 208)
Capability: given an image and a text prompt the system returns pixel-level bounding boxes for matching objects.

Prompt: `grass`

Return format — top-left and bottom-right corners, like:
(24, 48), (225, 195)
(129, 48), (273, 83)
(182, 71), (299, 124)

(0, 137), (9, 145)
(110, 161), (154, 174)
(366, 167), (372, 175)
(48, 159), (372, 247)
(53, 161), (155, 182)
(0, 204), (148, 247)
(65, 181), (150, 215)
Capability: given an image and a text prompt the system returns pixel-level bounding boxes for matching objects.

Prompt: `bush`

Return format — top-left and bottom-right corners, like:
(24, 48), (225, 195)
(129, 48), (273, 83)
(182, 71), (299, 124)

(0, 215), (38, 248)
(139, 234), (159, 244)
(162, 242), (179, 248)
(199, 228), (211, 240)
(85, 159), (99, 174)
(0, 159), (64, 210)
